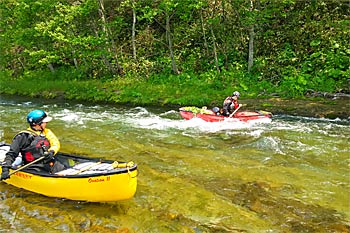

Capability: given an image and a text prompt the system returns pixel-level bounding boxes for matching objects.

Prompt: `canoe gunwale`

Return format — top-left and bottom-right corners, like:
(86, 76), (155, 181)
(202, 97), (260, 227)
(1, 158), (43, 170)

(1, 143), (137, 178)
(20, 164), (138, 178)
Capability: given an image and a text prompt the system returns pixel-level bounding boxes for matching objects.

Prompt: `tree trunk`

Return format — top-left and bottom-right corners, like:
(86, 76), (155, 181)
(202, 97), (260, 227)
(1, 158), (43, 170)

(200, 8), (209, 56)
(248, 26), (254, 72)
(248, 0), (254, 72)
(210, 26), (220, 72)
(73, 58), (79, 69)
(165, 11), (179, 74)
(132, 4), (137, 61)
(209, 0), (220, 72)
(97, 0), (122, 75)
(71, 48), (79, 69)
(47, 63), (55, 73)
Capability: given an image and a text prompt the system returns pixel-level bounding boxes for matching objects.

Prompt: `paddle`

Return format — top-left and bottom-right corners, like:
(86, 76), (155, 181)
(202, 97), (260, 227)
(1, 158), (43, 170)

(1, 141), (52, 180)
(0, 156), (45, 180)
(7, 156), (45, 177)
(229, 104), (242, 118)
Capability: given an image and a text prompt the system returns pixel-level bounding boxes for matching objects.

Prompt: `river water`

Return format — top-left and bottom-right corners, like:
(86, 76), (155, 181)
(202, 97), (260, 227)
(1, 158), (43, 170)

(0, 95), (349, 232)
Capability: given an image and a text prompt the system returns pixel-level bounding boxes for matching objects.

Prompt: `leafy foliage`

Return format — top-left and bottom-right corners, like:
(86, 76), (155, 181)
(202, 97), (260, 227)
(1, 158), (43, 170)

(180, 106), (213, 115)
(0, 0), (349, 102)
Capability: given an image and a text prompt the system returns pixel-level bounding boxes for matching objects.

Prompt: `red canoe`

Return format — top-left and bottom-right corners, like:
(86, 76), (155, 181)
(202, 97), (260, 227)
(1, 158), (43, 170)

(179, 106), (272, 123)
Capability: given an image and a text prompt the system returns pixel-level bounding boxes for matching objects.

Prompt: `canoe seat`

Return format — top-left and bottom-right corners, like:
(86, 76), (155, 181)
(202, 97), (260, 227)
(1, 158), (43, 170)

(55, 162), (115, 176)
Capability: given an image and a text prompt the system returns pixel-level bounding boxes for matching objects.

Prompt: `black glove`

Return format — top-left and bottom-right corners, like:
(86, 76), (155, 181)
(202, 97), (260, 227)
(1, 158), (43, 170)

(43, 150), (54, 163)
(1, 167), (10, 180)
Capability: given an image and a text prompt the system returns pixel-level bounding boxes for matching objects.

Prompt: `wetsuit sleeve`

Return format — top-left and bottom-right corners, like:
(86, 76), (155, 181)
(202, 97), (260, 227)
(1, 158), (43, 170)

(44, 128), (60, 155)
(223, 96), (232, 105)
(4, 133), (28, 166)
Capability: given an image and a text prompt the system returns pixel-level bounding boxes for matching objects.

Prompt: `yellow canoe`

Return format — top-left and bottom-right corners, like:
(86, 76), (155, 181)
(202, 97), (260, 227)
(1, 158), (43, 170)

(0, 144), (137, 202)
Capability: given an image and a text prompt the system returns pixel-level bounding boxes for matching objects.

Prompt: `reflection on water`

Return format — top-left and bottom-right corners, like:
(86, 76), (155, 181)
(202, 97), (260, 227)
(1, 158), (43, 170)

(0, 95), (349, 232)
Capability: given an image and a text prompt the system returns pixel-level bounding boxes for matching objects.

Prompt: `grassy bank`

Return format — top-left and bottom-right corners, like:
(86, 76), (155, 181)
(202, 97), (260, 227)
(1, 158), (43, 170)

(0, 70), (278, 107)
(1, 70), (349, 120)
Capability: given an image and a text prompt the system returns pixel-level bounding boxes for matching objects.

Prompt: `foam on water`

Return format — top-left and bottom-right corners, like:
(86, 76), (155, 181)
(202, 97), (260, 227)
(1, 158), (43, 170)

(122, 107), (273, 133)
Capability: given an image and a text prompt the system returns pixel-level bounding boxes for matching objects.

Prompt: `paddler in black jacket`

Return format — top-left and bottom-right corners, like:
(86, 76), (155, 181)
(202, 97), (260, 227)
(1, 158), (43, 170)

(1, 109), (64, 180)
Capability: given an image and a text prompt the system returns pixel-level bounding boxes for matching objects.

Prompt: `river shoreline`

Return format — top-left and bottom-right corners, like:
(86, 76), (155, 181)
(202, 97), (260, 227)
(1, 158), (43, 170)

(241, 97), (350, 120)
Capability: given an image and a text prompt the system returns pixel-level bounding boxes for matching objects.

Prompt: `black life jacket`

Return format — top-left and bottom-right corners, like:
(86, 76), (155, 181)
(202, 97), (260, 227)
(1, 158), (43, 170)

(19, 130), (51, 163)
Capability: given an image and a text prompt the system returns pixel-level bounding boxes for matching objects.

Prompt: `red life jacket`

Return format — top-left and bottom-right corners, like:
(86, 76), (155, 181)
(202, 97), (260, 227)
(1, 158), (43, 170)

(19, 130), (51, 163)
(223, 96), (239, 109)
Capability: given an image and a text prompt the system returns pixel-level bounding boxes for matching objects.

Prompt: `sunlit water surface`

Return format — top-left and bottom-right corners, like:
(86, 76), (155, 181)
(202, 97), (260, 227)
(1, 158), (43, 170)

(0, 95), (349, 232)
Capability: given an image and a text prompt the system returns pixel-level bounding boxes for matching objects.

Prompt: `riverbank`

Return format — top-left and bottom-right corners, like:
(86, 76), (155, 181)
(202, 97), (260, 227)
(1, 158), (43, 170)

(0, 75), (349, 120)
(241, 97), (350, 120)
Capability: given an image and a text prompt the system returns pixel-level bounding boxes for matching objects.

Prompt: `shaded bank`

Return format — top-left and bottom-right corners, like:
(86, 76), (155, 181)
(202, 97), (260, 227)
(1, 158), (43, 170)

(239, 97), (350, 120)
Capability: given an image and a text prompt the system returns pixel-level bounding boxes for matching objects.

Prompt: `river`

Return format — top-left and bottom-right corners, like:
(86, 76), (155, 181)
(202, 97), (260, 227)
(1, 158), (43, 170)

(0, 95), (349, 232)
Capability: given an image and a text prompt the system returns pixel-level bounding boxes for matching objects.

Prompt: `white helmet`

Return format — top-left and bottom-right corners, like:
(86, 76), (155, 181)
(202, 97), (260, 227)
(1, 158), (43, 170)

(232, 91), (240, 98)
